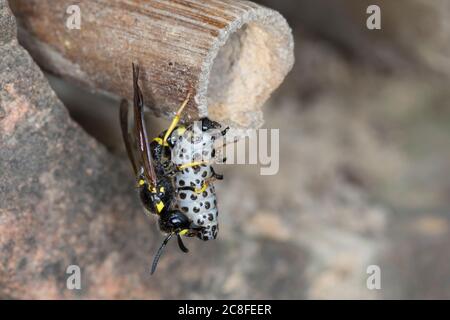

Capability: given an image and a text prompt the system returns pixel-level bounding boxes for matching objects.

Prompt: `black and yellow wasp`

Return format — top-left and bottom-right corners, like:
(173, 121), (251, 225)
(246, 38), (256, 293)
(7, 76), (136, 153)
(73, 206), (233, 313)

(120, 64), (194, 274)
(120, 64), (227, 274)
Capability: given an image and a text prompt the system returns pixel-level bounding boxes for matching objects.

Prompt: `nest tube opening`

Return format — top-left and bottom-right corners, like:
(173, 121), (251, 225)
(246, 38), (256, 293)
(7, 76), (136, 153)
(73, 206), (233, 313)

(197, 8), (294, 129)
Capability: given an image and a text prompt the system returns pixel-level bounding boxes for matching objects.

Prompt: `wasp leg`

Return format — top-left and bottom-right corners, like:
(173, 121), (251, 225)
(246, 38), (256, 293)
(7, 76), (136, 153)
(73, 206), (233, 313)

(178, 183), (208, 194)
(161, 161), (178, 178)
(195, 182), (209, 194)
(210, 166), (223, 180)
(177, 161), (208, 171)
(221, 126), (230, 136)
(176, 234), (189, 253)
(162, 91), (191, 145)
(177, 186), (197, 192)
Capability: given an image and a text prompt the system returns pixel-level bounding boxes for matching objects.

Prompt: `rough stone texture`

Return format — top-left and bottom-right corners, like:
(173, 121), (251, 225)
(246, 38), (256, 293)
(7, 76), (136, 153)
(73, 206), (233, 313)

(1, 0), (386, 299)
(3, 0), (450, 300)
(1, 0), (155, 299)
(9, 0), (294, 129)
(256, 0), (450, 299)
(0, 0), (16, 44)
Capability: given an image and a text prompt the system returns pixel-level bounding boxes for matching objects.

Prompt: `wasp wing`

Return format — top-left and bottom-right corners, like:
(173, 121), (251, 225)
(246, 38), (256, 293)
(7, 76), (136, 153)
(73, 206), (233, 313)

(119, 99), (139, 175)
(132, 63), (157, 186)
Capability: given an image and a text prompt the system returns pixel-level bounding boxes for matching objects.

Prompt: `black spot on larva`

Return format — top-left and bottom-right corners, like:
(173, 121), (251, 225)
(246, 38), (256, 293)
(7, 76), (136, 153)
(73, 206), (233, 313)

(193, 166), (201, 174)
(179, 180), (185, 186)
(179, 193), (186, 199)
(203, 215), (206, 218)
(190, 181), (196, 187)
(211, 149), (216, 157)
(200, 202), (203, 207)
(205, 201), (211, 209)
(190, 194), (197, 200)
(202, 171), (208, 178)
(182, 207), (189, 212)
(214, 199), (217, 206)
(197, 219), (204, 225)
(208, 213), (213, 221)
(195, 179), (200, 184)
(203, 191), (208, 197)
(193, 207), (200, 213)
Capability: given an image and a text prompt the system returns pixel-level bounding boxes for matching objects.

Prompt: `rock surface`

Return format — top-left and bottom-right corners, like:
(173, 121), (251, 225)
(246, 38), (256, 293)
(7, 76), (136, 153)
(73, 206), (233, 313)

(1, 0), (387, 299)
(2, 0), (450, 299)
(1, 0), (158, 299)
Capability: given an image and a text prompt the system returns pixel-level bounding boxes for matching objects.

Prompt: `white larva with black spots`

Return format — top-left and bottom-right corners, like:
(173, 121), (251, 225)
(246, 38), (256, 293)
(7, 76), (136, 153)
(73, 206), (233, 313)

(176, 183), (218, 240)
(171, 124), (220, 240)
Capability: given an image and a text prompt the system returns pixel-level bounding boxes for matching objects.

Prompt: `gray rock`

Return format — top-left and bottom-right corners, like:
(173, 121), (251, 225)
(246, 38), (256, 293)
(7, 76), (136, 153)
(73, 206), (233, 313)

(1, 0), (392, 299)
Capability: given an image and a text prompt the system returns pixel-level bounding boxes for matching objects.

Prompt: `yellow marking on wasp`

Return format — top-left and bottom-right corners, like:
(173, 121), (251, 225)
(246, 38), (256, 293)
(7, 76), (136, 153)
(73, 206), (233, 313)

(149, 186), (157, 193)
(136, 179), (146, 188)
(178, 229), (189, 236)
(159, 187), (165, 193)
(163, 91), (191, 145)
(153, 137), (169, 146)
(156, 201), (164, 213)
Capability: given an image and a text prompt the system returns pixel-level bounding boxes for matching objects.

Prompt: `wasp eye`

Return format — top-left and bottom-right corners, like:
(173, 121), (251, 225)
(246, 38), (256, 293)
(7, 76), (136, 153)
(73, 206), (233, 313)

(170, 216), (182, 225)
(164, 211), (190, 230)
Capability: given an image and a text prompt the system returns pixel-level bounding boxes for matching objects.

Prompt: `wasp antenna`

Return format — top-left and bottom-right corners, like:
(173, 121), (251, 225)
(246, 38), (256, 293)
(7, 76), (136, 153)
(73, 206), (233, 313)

(132, 62), (139, 75)
(177, 234), (189, 253)
(151, 233), (174, 275)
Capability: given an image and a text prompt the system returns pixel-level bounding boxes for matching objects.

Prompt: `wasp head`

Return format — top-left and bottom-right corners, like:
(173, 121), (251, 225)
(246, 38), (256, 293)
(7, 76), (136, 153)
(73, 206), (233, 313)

(159, 210), (191, 234)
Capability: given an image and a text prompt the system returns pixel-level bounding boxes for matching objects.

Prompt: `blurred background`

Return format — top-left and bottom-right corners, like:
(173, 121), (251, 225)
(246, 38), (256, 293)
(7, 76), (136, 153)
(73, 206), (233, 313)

(48, 0), (450, 299)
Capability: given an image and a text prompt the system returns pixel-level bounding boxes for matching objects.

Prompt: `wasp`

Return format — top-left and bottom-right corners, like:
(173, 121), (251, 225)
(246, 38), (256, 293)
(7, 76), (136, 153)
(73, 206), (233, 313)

(120, 64), (228, 274)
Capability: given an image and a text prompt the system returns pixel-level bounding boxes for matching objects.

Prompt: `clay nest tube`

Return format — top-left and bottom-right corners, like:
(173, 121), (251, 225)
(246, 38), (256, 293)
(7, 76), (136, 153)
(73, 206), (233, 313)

(199, 7), (294, 129)
(11, 0), (294, 130)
